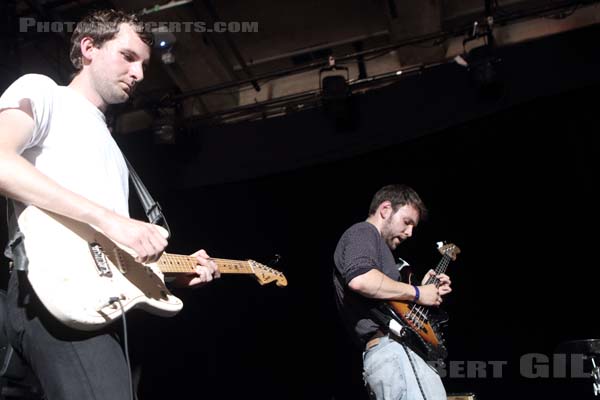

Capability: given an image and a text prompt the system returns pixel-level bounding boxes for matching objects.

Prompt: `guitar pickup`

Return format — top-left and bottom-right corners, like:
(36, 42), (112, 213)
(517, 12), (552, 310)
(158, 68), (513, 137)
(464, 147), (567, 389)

(89, 242), (112, 277)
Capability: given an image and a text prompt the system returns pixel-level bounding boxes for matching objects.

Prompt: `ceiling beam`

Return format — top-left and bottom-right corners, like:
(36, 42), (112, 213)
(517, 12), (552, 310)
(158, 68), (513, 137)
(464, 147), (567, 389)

(194, 0), (260, 92)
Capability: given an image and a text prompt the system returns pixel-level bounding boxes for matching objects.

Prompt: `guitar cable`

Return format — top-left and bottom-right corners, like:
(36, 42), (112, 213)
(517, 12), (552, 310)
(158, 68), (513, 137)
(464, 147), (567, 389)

(402, 342), (429, 400)
(371, 307), (429, 400)
(110, 297), (135, 400)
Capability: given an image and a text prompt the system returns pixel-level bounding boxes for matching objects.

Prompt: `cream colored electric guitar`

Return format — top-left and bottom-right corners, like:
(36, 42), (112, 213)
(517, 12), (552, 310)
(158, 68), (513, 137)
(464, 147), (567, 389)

(17, 205), (287, 331)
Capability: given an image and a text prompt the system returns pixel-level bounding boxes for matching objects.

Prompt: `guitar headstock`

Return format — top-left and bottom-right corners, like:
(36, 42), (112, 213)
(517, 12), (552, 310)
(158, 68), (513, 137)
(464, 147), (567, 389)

(436, 242), (461, 261)
(247, 259), (288, 287)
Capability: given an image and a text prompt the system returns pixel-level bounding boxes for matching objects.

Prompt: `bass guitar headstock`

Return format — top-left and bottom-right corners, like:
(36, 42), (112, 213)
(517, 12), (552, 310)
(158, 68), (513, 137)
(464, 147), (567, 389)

(436, 242), (461, 261)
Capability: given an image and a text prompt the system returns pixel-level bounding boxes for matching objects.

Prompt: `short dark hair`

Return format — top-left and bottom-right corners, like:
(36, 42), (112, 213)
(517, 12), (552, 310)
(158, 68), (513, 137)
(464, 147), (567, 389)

(70, 9), (153, 72)
(368, 184), (428, 220)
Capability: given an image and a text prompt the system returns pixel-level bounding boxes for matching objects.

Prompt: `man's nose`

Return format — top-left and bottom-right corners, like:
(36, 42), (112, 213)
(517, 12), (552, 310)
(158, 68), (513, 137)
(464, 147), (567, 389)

(131, 62), (144, 82)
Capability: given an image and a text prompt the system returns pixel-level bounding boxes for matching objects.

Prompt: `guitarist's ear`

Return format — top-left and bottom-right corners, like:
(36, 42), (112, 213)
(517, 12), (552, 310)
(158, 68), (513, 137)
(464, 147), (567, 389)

(379, 201), (393, 220)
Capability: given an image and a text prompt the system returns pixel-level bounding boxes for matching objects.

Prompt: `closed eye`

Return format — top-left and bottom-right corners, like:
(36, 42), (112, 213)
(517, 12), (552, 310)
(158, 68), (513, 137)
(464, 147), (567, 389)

(121, 51), (135, 62)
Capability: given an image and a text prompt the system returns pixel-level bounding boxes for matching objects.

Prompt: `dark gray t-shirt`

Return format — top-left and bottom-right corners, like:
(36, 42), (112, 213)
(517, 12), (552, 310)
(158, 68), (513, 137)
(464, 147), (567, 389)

(333, 221), (399, 346)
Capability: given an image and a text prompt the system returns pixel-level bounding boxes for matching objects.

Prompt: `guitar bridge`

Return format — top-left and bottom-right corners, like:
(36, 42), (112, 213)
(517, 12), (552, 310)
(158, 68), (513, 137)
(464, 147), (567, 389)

(89, 242), (112, 277)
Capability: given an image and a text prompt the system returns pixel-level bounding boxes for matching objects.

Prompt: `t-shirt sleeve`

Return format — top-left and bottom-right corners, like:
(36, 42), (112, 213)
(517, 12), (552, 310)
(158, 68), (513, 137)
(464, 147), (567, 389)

(0, 73), (55, 150)
(337, 224), (380, 284)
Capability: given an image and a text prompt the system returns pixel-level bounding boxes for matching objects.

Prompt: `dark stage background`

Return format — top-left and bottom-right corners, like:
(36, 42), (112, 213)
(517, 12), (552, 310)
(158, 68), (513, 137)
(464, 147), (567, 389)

(2, 23), (600, 400)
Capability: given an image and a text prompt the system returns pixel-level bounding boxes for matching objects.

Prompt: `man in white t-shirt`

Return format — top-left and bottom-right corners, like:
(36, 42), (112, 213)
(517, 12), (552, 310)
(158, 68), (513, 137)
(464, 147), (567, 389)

(0, 9), (219, 400)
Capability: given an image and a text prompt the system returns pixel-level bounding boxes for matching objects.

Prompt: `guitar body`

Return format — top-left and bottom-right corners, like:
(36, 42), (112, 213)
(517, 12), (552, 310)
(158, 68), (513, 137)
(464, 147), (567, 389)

(393, 264), (447, 350)
(387, 299), (445, 349)
(384, 296), (449, 362)
(17, 206), (183, 331)
(382, 246), (460, 361)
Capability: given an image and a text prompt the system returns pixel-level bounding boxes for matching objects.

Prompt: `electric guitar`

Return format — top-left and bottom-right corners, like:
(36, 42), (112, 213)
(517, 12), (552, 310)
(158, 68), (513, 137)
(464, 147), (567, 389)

(382, 242), (460, 361)
(17, 205), (287, 331)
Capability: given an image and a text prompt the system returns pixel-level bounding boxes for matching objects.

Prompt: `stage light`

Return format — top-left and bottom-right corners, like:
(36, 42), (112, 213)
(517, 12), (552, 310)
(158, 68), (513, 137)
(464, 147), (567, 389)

(319, 57), (358, 130)
(152, 26), (177, 65)
(160, 51), (175, 65)
(458, 29), (503, 98)
(152, 26), (176, 49)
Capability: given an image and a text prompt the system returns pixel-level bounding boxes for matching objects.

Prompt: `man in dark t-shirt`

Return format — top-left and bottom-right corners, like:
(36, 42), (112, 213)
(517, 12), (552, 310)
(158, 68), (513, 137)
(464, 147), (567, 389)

(333, 184), (452, 400)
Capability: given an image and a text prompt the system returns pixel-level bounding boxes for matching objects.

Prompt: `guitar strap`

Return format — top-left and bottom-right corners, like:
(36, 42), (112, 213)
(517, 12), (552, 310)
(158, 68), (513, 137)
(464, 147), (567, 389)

(123, 156), (171, 237)
(3, 157), (170, 273)
(4, 199), (28, 272)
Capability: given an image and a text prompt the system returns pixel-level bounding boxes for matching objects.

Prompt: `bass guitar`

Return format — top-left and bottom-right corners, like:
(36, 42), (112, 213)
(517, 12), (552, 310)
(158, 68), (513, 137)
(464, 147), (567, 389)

(382, 242), (460, 361)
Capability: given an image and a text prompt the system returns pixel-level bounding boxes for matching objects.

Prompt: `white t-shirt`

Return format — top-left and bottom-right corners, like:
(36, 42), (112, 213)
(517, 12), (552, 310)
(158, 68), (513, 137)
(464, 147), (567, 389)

(0, 73), (129, 218)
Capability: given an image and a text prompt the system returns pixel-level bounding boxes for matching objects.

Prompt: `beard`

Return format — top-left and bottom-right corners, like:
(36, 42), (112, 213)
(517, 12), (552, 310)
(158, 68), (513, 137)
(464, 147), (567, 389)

(381, 220), (399, 250)
(98, 80), (129, 104)
(90, 65), (130, 105)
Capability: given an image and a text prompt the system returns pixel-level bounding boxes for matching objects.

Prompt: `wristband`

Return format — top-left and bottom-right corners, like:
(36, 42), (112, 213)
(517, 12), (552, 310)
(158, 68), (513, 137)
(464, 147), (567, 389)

(413, 285), (420, 302)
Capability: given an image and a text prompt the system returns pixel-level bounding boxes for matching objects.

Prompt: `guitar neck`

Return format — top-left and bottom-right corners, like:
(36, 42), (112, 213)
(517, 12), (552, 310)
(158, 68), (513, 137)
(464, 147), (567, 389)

(157, 253), (254, 275)
(425, 255), (452, 286)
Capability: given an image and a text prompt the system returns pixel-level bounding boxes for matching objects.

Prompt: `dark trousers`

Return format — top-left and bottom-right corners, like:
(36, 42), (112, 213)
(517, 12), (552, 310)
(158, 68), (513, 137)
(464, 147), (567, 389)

(5, 270), (133, 400)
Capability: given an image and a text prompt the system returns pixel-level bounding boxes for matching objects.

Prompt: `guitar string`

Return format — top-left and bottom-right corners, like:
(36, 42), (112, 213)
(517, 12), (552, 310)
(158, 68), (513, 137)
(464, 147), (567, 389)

(164, 255), (283, 274)
(406, 255), (445, 323)
(159, 253), (244, 263)
(163, 254), (251, 265)
(158, 255), (284, 282)
(210, 258), (284, 275)
(159, 255), (283, 278)
(159, 254), (251, 271)
(419, 255), (450, 323)
(406, 253), (451, 329)
(416, 255), (449, 326)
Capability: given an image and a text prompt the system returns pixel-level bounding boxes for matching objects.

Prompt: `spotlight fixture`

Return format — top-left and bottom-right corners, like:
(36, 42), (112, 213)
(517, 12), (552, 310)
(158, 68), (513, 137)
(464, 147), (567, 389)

(457, 23), (503, 97)
(151, 26), (177, 65)
(319, 56), (358, 130)
(160, 51), (175, 65)
(319, 56), (350, 101)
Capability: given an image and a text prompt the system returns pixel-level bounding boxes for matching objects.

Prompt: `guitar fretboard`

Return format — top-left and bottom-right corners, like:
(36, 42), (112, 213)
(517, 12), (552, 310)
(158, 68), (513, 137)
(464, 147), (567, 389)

(157, 253), (254, 275)
(426, 255), (452, 287)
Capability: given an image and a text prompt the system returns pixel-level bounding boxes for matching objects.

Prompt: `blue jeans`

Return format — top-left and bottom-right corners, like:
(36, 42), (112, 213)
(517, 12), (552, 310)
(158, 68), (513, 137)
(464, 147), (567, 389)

(362, 336), (446, 400)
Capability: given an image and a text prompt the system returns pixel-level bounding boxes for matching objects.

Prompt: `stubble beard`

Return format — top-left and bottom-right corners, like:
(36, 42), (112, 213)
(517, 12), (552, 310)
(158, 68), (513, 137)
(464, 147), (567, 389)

(101, 81), (129, 104)
(381, 220), (398, 250)
(92, 68), (129, 105)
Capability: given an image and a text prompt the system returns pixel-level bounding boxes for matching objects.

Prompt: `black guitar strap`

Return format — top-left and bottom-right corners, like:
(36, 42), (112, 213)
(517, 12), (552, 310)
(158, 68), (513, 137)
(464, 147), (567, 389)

(4, 199), (28, 272)
(124, 157), (171, 238)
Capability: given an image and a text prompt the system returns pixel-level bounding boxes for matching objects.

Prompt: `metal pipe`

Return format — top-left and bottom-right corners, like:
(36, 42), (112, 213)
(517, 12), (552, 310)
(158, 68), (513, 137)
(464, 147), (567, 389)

(168, 0), (592, 101)
(198, 0), (260, 92)
(139, 0), (193, 16)
(170, 30), (446, 101)
(184, 60), (445, 125)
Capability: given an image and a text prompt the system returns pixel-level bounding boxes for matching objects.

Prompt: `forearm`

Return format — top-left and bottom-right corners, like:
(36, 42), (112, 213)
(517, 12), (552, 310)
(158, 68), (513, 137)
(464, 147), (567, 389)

(0, 150), (111, 226)
(348, 269), (417, 301)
